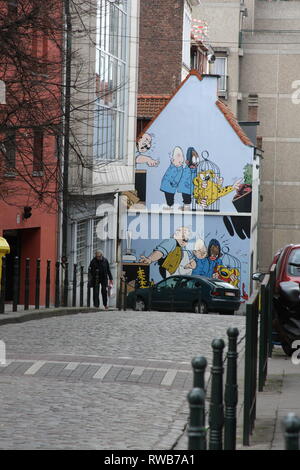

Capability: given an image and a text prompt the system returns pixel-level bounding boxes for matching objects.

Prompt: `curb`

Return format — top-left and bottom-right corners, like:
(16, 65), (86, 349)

(0, 307), (104, 326)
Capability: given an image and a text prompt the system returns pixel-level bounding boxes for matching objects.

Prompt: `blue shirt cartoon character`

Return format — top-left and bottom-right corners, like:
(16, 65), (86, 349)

(160, 146), (184, 207)
(177, 147), (200, 200)
(192, 238), (223, 278)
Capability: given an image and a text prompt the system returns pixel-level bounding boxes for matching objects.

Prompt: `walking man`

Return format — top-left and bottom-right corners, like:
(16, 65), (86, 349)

(89, 250), (113, 309)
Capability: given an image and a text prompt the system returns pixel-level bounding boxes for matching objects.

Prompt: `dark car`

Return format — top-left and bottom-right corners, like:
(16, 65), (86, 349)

(126, 275), (241, 315)
(253, 244), (300, 289)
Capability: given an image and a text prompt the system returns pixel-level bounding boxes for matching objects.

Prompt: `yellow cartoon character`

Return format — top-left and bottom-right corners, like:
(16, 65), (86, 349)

(193, 170), (241, 208)
(213, 264), (240, 287)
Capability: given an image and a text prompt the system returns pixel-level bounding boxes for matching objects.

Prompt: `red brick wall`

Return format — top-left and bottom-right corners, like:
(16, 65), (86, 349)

(138, 0), (184, 95)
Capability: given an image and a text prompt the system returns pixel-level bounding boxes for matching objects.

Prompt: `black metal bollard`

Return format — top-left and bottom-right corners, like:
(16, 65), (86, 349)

(55, 261), (60, 308)
(209, 338), (225, 450)
(283, 413), (300, 450)
(80, 266), (84, 307)
(24, 258), (30, 311)
(72, 263), (77, 307)
(224, 327), (239, 450)
(148, 286), (152, 311)
(63, 261), (69, 307)
(13, 256), (19, 312)
(192, 356), (207, 390)
(45, 260), (51, 309)
(187, 387), (206, 450)
(35, 258), (41, 310)
(0, 256), (6, 314)
(123, 277), (128, 311)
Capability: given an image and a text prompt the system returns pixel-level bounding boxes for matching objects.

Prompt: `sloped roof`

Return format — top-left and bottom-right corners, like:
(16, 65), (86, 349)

(137, 94), (171, 119)
(216, 100), (253, 147)
(137, 71), (254, 147)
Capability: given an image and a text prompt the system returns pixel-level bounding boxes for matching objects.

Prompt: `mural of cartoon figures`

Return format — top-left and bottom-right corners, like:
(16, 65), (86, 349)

(185, 238), (207, 271)
(213, 247), (242, 288)
(160, 146), (185, 208)
(136, 133), (159, 167)
(177, 147), (201, 210)
(140, 226), (191, 279)
(186, 238), (223, 278)
(193, 151), (242, 210)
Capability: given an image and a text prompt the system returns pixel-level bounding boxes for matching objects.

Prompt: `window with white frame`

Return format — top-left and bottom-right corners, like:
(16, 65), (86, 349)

(182, 7), (191, 68)
(213, 57), (228, 93)
(93, 218), (114, 262)
(76, 220), (89, 268)
(94, 0), (129, 162)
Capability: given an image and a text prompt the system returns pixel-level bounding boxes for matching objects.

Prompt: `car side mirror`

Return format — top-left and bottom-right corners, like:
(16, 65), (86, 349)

(252, 272), (265, 283)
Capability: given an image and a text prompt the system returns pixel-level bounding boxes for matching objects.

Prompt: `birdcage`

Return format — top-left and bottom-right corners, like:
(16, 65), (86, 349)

(214, 246), (242, 288)
(192, 151), (221, 212)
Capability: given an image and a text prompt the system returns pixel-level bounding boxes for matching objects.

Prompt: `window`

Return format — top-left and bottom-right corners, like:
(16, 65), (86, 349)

(94, 0), (128, 162)
(93, 217), (113, 262)
(213, 57), (228, 93)
(288, 249), (300, 276)
(182, 8), (191, 68)
(76, 220), (89, 268)
(157, 277), (180, 290)
(0, 128), (16, 171)
(33, 129), (43, 174)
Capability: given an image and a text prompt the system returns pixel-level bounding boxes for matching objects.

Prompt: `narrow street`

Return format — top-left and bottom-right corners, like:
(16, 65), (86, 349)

(0, 311), (245, 450)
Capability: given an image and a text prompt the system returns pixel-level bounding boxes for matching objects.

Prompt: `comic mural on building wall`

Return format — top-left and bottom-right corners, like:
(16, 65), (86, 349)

(123, 73), (255, 302)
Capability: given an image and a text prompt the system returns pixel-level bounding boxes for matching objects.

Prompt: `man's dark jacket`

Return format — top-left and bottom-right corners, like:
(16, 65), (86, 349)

(89, 256), (113, 287)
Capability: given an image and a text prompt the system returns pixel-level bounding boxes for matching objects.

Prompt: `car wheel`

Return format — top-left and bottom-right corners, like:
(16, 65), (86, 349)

(281, 341), (293, 357)
(193, 301), (208, 314)
(134, 297), (146, 311)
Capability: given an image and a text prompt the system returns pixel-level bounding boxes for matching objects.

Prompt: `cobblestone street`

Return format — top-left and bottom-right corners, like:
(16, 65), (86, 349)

(0, 310), (246, 449)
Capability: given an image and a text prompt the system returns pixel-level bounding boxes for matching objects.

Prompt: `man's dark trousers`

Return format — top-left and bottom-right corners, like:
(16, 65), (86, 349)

(93, 279), (108, 308)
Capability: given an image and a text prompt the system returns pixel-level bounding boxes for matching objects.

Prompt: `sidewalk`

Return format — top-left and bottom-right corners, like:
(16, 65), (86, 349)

(0, 305), (101, 326)
(237, 346), (300, 450)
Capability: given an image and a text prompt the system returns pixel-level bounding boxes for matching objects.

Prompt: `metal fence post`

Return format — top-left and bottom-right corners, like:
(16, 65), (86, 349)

(148, 285), (152, 311)
(224, 327), (239, 450)
(268, 265), (276, 358)
(35, 258), (41, 310)
(259, 282), (268, 391)
(123, 277), (127, 311)
(209, 338), (225, 450)
(187, 387), (206, 450)
(24, 258), (30, 311)
(45, 260), (51, 309)
(80, 266), (84, 307)
(192, 356), (207, 390)
(0, 256), (6, 314)
(55, 261), (60, 308)
(13, 256), (19, 312)
(87, 267), (91, 307)
(283, 413), (300, 450)
(72, 263), (77, 307)
(63, 261), (69, 307)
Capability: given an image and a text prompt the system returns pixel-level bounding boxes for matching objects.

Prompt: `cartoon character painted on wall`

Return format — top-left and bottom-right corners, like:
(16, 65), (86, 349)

(185, 238), (223, 278)
(135, 133), (159, 167)
(140, 226), (191, 279)
(160, 147), (185, 207)
(213, 264), (240, 287)
(193, 170), (242, 209)
(177, 147), (202, 210)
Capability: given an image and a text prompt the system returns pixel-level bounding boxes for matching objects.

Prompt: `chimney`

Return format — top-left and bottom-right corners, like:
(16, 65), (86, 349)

(248, 93), (258, 121)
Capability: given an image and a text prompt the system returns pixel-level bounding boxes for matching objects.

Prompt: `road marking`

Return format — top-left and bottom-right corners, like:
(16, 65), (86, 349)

(64, 362), (79, 371)
(160, 369), (177, 387)
(130, 367), (144, 377)
(93, 364), (112, 380)
(24, 361), (46, 376)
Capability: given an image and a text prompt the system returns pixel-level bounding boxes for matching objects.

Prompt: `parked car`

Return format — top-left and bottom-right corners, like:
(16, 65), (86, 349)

(253, 244), (300, 289)
(126, 275), (241, 315)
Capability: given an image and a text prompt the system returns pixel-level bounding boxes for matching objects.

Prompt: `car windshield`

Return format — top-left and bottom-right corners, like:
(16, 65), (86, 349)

(213, 280), (236, 289)
(288, 249), (300, 276)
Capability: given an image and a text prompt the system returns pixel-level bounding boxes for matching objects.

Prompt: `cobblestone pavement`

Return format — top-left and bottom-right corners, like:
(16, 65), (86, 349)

(0, 310), (246, 449)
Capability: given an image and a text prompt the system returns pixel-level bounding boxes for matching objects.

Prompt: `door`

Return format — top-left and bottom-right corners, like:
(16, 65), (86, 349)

(151, 276), (180, 311)
(3, 229), (21, 301)
(174, 278), (201, 311)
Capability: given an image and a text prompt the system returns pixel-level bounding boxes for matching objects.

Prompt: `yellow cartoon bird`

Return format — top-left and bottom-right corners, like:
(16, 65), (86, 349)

(193, 170), (241, 207)
(213, 264), (240, 287)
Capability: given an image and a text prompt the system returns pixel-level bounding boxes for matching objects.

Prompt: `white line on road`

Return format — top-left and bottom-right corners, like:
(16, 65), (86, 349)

(130, 367), (144, 377)
(64, 362), (79, 371)
(93, 364), (112, 380)
(24, 361), (46, 376)
(160, 369), (177, 387)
